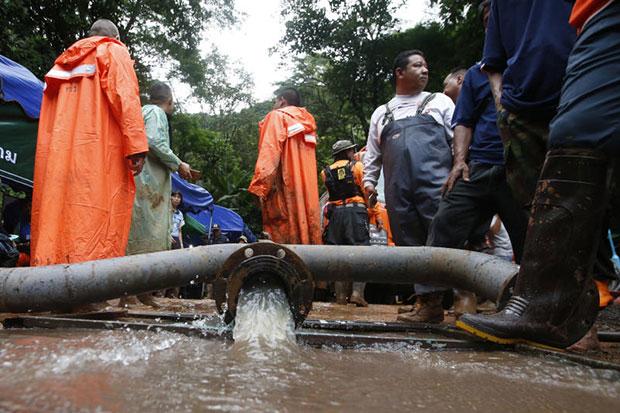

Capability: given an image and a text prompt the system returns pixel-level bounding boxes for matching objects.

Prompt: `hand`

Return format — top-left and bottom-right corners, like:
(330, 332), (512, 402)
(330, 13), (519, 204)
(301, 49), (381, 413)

(365, 184), (378, 208)
(127, 153), (146, 176)
(376, 218), (384, 232)
(485, 231), (496, 249)
(442, 161), (469, 194)
(189, 168), (202, 180)
(178, 162), (191, 180)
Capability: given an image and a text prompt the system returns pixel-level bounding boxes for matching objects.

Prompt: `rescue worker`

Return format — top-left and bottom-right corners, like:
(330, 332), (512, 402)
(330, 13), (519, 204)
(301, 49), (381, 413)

(363, 49), (454, 315)
(458, 0), (620, 349)
(322, 140), (369, 307)
(122, 82), (192, 307)
(208, 224), (230, 245)
(248, 87), (322, 245)
(31, 19), (148, 270)
(453, 0), (614, 348)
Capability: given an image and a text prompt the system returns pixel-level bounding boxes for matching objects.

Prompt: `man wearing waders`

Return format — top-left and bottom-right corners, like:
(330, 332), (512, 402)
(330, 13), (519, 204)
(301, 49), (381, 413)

(363, 50), (455, 322)
(322, 140), (370, 307)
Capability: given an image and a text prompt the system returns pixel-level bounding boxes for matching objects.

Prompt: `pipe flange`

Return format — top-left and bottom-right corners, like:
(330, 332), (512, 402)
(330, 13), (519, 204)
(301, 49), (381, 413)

(214, 243), (314, 327)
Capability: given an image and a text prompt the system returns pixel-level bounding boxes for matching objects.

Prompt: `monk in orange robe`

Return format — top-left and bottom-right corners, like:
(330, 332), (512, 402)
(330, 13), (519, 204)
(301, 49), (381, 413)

(248, 88), (322, 245)
(31, 19), (148, 266)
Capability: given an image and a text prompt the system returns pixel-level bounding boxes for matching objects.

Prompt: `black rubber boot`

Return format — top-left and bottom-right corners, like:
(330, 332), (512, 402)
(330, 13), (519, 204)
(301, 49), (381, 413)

(457, 149), (611, 348)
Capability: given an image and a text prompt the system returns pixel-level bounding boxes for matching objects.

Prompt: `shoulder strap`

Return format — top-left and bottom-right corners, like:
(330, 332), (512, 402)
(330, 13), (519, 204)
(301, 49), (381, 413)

(416, 93), (437, 115)
(323, 164), (334, 180)
(381, 103), (394, 126)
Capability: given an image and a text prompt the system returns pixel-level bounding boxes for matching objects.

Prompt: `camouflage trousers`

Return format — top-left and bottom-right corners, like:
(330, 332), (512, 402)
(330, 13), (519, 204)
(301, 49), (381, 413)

(496, 107), (551, 207)
(498, 108), (620, 283)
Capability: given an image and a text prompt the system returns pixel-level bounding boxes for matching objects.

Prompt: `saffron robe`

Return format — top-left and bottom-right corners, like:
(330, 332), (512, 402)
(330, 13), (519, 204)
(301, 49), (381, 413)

(31, 36), (148, 265)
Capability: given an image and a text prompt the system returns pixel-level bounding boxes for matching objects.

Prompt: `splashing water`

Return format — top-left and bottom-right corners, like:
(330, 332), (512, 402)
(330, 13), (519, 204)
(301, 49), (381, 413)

(232, 280), (296, 348)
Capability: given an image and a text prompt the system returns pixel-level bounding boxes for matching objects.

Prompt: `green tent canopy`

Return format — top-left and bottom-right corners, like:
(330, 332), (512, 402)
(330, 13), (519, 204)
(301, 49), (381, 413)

(0, 103), (37, 189)
(184, 212), (208, 236)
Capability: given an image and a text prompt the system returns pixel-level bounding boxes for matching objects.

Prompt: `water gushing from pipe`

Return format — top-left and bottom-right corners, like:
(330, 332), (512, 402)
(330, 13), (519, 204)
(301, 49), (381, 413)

(232, 277), (296, 350)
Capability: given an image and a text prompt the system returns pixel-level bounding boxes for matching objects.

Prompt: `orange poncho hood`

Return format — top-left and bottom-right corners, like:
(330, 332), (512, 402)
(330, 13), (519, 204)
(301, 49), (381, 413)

(274, 106), (317, 136)
(55, 36), (122, 66)
(44, 36), (125, 94)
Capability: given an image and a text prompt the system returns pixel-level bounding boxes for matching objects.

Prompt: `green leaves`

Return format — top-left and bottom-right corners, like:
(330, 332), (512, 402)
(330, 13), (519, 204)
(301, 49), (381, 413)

(277, 0), (485, 153)
(171, 110), (264, 232)
(0, 0), (236, 95)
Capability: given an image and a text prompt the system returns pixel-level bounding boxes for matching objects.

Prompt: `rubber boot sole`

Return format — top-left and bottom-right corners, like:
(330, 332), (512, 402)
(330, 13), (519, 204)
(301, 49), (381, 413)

(455, 320), (563, 351)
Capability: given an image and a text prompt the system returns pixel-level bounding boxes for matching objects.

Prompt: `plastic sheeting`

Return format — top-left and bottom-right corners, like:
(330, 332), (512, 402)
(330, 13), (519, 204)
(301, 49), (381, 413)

(0, 55), (44, 119)
(171, 174), (255, 243)
(30, 36), (149, 265)
(171, 173), (214, 213)
(0, 104), (38, 189)
(248, 106), (322, 244)
(188, 206), (244, 233)
(0, 56), (42, 189)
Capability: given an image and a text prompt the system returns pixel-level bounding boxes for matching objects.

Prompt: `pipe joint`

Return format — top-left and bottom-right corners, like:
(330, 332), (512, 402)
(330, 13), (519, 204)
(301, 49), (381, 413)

(214, 243), (314, 327)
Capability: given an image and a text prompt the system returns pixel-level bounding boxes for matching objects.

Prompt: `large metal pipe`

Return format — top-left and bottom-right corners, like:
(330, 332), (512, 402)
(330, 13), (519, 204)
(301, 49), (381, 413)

(0, 244), (242, 312)
(0, 243), (518, 313)
(290, 245), (518, 305)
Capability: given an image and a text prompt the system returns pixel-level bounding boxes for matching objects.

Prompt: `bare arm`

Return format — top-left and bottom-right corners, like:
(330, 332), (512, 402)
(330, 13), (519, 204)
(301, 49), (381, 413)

(485, 71), (503, 110)
(442, 125), (473, 194)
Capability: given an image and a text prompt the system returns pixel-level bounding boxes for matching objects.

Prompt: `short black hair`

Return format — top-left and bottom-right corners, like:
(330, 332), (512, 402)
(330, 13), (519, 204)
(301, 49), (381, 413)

(392, 50), (425, 84)
(334, 149), (354, 161)
(275, 87), (301, 107)
(446, 67), (467, 79)
(149, 81), (173, 105)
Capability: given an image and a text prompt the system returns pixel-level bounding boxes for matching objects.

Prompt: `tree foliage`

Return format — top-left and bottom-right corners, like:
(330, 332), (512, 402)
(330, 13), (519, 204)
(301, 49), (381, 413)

(0, 0), (236, 96)
(171, 110), (265, 232)
(280, 0), (402, 134)
(429, 0), (486, 66)
(278, 0), (484, 163)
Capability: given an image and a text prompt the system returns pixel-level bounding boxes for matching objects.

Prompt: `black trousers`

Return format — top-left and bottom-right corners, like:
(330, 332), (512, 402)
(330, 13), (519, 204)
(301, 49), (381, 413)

(428, 162), (528, 264)
(324, 204), (370, 246)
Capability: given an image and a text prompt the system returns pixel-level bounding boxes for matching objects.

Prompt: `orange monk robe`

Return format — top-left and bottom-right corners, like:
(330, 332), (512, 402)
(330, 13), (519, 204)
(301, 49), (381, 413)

(248, 106), (322, 245)
(30, 36), (148, 266)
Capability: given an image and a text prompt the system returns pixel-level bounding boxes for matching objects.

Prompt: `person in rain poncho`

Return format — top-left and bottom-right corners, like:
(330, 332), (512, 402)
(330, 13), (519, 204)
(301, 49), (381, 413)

(248, 87), (322, 245)
(31, 19), (148, 267)
(123, 82), (191, 307)
(126, 82), (191, 255)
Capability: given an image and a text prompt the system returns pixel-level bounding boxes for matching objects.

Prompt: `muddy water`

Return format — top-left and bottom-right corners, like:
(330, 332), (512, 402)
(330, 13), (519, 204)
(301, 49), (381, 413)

(1, 286), (619, 412)
(0, 328), (618, 412)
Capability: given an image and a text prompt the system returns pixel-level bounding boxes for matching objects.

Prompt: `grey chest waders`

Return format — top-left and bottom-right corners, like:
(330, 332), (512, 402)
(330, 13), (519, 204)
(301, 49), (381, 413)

(379, 94), (453, 246)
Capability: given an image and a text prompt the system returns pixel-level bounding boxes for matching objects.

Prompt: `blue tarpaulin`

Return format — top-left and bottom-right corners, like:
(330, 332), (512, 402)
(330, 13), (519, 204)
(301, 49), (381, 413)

(187, 206), (244, 233)
(171, 173), (256, 243)
(171, 173), (214, 213)
(0, 55), (44, 119)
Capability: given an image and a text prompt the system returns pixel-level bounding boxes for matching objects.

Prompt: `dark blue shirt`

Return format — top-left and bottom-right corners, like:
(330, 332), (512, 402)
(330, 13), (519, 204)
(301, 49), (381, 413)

(483, 0), (576, 118)
(453, 64), (504, 166)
